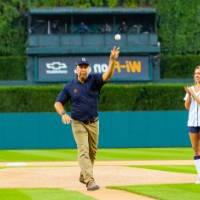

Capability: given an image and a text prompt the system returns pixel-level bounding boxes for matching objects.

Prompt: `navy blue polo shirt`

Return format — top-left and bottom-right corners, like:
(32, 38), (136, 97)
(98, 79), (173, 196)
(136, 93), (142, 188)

(56, 73), (105, 122)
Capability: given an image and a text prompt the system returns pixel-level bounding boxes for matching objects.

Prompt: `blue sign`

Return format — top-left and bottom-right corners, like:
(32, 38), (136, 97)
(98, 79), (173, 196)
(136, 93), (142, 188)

(37, 56), (152, 82)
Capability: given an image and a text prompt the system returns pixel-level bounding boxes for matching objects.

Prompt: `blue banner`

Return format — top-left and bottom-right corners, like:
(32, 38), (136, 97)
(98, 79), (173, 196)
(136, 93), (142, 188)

(37, 56), (152, 82)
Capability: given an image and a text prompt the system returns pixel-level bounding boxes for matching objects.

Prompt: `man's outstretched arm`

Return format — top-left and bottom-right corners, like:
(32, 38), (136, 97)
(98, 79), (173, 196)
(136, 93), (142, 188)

(102, 46), (120, 82)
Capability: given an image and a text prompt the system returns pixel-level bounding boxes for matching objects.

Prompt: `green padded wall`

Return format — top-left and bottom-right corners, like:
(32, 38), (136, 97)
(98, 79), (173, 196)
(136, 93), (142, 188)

(0, 111), (189, 149)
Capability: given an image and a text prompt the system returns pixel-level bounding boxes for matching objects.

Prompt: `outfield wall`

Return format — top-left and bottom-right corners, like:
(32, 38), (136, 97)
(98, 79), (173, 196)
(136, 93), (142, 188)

(0, 111), (190, 149)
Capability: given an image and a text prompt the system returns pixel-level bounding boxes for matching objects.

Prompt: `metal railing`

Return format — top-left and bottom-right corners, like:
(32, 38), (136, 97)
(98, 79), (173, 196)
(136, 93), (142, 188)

(28, 33), (158, 47)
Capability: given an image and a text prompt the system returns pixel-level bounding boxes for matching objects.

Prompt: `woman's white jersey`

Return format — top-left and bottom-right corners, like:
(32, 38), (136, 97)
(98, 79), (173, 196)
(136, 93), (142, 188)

(184, 86), (200, 126)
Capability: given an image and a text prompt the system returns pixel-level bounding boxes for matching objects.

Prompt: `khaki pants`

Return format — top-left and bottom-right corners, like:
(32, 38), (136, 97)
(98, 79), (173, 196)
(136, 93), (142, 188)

(71, 119), (99, 183)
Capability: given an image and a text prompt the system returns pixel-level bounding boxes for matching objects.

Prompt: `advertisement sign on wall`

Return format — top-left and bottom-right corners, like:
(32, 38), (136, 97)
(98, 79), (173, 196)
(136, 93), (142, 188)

(37, 56), (152, 82)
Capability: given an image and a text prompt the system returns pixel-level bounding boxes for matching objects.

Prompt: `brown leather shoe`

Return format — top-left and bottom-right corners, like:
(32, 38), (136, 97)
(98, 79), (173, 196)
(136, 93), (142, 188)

(86, 181), (100, 191)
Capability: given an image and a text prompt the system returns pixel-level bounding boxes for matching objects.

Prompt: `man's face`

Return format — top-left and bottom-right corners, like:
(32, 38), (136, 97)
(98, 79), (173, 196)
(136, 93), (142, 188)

(76, 64), (89, 81)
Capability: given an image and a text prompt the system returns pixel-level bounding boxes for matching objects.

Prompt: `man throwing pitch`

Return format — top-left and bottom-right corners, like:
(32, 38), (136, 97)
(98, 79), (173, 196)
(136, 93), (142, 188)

(54, 46), (120, 191)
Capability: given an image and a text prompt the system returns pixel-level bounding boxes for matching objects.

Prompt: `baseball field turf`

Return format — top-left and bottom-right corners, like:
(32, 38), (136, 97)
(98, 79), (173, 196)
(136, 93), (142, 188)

(0, 148), (196, 200)
(131, 165), (196, 174)
(0, 189), (95, 200)
(116, 159), (198, 200)
(109, 164), (198, 199)
(109, 184), (200, 200)
(0, 147), (193, 162)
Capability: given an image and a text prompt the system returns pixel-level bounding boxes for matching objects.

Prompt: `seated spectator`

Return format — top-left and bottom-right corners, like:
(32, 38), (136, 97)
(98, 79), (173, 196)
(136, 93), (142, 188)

(129, 24), (143, 34)
(119, 21), (128, 33)
(78, 22), (89, 33)
(101, 23), (112, 33)
(51, 20), (59, 34)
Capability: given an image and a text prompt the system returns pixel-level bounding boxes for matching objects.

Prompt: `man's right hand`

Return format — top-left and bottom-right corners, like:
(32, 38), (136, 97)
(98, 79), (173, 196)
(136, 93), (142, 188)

(61, 114), (72, 124)
(110, 46), (120, 60)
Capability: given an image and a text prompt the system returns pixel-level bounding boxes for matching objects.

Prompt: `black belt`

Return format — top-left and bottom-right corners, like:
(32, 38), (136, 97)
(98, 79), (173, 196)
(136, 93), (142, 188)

(82, 117), (98, 125)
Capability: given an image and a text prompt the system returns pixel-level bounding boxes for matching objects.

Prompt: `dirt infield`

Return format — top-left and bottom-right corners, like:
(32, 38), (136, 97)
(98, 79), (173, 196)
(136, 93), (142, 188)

(0, 160), (196, 200)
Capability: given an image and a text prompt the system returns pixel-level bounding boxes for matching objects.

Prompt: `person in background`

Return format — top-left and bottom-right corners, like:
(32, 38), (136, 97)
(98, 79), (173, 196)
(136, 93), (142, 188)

(184, 65), (200, 184)
(119, 21), (128, 33)
(101, 22), (112, 33)
(78, 22), (89, 33)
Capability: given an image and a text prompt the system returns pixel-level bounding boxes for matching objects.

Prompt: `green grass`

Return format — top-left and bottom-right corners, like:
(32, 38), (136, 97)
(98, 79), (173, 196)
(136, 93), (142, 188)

(0, 149), (76, 162)
(109, 184), (200, 200)
(0, 148), (193, 162)
(97, 148), (193, 160)
(0, 189), (95, 200)
(132, 165), (196, 174)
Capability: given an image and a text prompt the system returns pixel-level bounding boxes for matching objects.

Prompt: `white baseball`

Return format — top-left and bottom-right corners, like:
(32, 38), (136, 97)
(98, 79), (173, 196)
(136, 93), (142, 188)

(114, 34), (121, 41)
